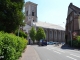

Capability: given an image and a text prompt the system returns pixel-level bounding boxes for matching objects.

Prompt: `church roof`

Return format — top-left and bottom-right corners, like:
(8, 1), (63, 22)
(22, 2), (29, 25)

(34, 21), (65, 31)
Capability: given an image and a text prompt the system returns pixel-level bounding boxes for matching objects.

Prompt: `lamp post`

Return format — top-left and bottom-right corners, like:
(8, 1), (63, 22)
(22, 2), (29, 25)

(34, 22), (36, 30)
(69, 31), (72, 46)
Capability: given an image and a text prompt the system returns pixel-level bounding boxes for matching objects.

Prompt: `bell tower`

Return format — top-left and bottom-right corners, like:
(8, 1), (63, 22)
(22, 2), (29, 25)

(25, 1), (37, 26)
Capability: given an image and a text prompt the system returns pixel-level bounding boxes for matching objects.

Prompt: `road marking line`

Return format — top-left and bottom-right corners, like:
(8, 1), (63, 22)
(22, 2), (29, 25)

(51, 48), (65, 53)
(46, 47), (65, 53)
(57, 50), (65, 53)
(53, 50), (61, 54)
(70, 54), (80, 58)
(66, 56), (77, 60)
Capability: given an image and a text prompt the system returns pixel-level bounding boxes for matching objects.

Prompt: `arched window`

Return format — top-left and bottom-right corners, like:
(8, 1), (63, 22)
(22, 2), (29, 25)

(59, 31), (61, 39)
(50, 31), (53, 39)
(54, 31), (57, 39)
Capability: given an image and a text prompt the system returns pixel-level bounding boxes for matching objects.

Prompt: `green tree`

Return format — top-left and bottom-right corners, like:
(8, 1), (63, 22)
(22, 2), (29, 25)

(15, 30), (27, 38)
(29, 27), (36, 43)
(0, 0), (25, 33)
(36, 27), (46, 41)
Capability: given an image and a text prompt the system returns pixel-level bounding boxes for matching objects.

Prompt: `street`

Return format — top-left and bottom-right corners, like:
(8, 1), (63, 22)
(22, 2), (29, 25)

(32, 45), (80, 60)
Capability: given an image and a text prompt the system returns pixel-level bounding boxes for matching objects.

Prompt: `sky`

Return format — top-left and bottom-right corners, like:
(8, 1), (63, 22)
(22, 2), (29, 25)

(24, 0), (80, 29)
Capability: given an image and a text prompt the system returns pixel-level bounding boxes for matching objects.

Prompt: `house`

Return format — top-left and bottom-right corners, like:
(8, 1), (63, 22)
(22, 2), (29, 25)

(66, 3), (80, 43)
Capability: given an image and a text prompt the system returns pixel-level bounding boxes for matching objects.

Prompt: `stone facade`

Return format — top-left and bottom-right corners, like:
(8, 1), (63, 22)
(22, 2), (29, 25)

(23, 1), (65, 43)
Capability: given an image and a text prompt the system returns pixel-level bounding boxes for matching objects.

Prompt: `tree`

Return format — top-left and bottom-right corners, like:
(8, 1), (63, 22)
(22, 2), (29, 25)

(36, 27), (46, 41)
(0, 0), (25, 33)
(15, 30), (27, 38)
(29, 27), (36, 43)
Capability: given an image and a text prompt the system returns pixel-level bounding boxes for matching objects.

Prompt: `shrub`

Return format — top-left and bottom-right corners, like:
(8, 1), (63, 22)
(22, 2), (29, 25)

(76, 36), (80, 47)
(0, 31), (27, 60)
(68, 36), (80, 47)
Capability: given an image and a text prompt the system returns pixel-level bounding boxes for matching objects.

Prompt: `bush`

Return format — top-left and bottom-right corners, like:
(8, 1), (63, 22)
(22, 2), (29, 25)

(68, 36), (80, 48)
(15, 30), (27, 38)
(0, 31), (27, 60)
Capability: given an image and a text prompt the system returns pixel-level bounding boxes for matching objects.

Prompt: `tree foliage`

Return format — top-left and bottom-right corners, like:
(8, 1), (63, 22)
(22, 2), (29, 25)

(36, 27), (46, 41)
(29, 27), (36, 43)
(0, 0), (25, 33)
(15, 30), (27, 38)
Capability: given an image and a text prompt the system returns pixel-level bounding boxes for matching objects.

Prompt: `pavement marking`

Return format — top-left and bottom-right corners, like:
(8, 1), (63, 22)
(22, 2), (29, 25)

(45, 47), (65, 53)
(53, 50), (61, 54)
(51, 48), (65, 53)
(45, 47), (61, 54)
(66, 56), (77, 60)
(57, 50), (65, 53)
(70, 54), (80, 58)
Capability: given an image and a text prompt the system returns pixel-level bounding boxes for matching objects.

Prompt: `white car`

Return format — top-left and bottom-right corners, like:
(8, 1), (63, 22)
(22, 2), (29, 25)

(47, 41), (54, 45)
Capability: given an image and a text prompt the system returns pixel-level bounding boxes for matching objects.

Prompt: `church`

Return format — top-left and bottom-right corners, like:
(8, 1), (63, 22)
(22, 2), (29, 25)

(23, 1), (65, 43)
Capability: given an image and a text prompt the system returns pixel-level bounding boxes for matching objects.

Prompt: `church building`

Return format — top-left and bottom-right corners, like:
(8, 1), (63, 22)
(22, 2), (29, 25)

(23, 1), (65, 43)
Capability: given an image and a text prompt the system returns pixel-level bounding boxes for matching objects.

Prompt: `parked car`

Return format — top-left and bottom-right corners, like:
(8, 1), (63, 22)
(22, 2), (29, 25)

(47, 41), (54, 45)
(38, 39), (47, 46)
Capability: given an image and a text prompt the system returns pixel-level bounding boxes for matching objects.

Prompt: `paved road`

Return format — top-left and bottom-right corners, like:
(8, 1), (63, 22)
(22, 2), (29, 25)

(32, 45), (80, 60)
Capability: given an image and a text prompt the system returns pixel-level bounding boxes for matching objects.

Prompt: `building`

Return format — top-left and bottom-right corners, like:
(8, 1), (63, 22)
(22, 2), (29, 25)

(23, 1), (65, 43)
(66, 3), (80, 43)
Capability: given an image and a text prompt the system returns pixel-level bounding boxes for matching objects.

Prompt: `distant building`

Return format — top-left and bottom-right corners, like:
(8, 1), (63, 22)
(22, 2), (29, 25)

(66, 3), (80, 43)
(23, 1), (65, 43)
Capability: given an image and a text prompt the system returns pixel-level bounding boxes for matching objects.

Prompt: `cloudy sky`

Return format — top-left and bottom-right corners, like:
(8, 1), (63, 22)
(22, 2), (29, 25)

(24, 0), (80, 29)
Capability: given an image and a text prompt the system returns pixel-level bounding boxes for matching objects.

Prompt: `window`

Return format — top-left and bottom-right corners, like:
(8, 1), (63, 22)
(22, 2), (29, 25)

(26, 11), (28, 16)
(32, 12), (34, 16)
(54, 31), (57, 39)
(50, 31), (53, 38)
(59, 32), (61, 39)
(33, 20), (34, 22)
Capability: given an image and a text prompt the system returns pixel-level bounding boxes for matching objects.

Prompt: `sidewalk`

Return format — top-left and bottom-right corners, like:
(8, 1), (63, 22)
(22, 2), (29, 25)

(19, 45), (41, 60)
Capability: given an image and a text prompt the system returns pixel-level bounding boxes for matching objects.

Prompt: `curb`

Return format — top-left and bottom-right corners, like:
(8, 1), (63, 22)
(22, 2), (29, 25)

(31, 45), (41, 60)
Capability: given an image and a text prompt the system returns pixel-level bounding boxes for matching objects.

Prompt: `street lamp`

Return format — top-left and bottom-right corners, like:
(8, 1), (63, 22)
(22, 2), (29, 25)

(69, 31), (72, 46)
(33, 22), (36, 30)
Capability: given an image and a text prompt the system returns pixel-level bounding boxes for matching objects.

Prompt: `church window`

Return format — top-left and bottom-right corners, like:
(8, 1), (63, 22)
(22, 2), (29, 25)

(33, 20), (34, 22)
(26, 11), (28, 16)
(50, 31), (53, 38)
(32, 12), (34, 16)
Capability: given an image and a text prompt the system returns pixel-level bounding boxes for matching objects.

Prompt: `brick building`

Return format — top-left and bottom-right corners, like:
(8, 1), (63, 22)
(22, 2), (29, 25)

(23, 1), (65, 43)
(66, 3), (80, 43)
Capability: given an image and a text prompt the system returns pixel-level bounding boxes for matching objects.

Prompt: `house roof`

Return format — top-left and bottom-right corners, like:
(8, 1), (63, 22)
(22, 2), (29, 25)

(33, 21), (65, 31)
(69, 3), (80, 15)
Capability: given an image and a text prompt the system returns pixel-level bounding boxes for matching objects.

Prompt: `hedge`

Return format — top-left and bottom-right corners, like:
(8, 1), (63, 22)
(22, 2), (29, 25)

(0, 31), (27, 60)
